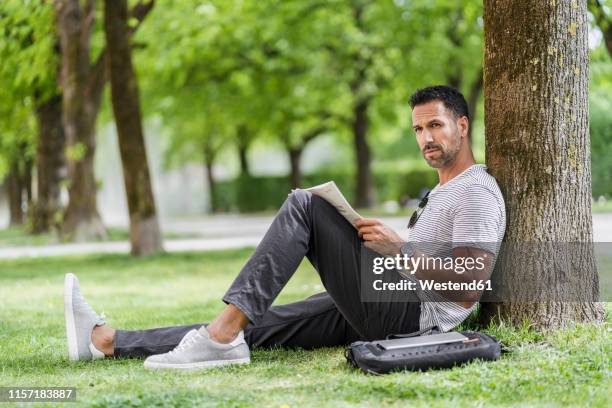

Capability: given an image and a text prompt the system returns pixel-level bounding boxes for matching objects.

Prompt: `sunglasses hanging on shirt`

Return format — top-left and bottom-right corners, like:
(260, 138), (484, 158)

(407, 191), (430, 229)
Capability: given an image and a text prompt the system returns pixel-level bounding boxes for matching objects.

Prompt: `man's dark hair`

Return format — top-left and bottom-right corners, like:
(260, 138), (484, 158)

(409, 85), (470, 120)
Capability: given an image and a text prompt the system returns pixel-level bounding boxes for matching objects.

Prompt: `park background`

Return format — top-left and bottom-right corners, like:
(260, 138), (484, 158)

(1, 0), (611, 231)
(0, 0), (611, 407)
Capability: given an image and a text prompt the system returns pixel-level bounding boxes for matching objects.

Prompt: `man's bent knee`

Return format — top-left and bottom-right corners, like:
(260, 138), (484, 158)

(285, 188), (313, 214)
(288, 188), (312, 205)
(287, 189), (351, 230)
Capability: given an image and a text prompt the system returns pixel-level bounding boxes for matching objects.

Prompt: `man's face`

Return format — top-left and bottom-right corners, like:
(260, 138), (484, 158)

(411, 101), (467, 168)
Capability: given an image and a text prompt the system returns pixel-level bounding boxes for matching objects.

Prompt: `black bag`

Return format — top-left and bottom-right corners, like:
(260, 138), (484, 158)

(345, 326), (502, 374)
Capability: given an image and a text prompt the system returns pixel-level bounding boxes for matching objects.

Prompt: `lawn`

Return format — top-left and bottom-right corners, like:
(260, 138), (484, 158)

(0, 227), (196, 247)
(0, 249), (610, 407)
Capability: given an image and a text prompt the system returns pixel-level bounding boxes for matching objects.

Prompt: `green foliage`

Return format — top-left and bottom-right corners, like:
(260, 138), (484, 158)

(233, 174), (290, 213)
(0, 93), (37, 178)
(0, 0), (58, 179)
(1, 0), (608, 215)
(590, 90), (612, 198)
(0, 0), (57, 97)
(65, 142), (87, 162)
(133, 0), (485, 179)
(135, 0), (277, 164)
(213, 167), (438, 213)
(589, 18), (612, 198)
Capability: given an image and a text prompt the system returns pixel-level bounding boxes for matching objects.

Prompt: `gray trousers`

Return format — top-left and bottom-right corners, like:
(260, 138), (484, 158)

(114, 190), (421, 358)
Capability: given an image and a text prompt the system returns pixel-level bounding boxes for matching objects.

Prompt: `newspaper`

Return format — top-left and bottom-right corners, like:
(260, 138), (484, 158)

(305, 181), (361, 228)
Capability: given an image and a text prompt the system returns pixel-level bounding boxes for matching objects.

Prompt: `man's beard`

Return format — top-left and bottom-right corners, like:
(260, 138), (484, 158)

(422, 135), (461, 168)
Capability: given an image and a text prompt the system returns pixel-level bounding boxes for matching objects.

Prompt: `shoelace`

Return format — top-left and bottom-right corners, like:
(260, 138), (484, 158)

(76, 291), (106, 325)
(168, 331), (200, 355)
(98, 311), (107, 326)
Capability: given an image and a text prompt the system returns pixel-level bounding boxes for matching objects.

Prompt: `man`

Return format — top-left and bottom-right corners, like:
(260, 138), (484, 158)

(64, 85), (506, 371)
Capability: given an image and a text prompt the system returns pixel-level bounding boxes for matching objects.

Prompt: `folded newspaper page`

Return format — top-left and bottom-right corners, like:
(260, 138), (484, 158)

(305, 181), (362, 228)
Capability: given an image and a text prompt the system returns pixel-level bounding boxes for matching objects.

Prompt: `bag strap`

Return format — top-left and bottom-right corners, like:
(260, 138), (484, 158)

(385, 325), (439, 340)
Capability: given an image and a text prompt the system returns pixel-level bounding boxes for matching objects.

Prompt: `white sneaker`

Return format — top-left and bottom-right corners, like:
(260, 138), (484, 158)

(64, 273), (106, 361)
(144, 327), (250, 371)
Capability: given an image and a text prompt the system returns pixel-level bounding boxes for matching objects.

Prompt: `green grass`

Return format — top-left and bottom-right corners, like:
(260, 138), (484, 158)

(0, 227), (196, 247)
(0, 250), (610, 407)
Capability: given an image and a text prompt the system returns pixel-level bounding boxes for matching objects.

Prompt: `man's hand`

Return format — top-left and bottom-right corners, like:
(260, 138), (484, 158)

(355, 218), (405, 256)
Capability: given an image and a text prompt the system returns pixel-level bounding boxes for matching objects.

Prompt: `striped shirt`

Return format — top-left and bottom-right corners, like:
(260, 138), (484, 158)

(406, 164), (506, 332)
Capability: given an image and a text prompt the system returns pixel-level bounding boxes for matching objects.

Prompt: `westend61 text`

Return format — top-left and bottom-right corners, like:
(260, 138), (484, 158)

(372, 279), (493, 292)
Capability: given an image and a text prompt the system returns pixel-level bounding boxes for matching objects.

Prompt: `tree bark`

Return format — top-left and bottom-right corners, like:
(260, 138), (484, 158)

(32, 94), (66, 233)
(238, 145), (249, 177)
(481, 0), (603, 328)
(446, 7), (463, 91)
(350, 4), (375, 209)
(288, 147), (303, 188)
(55, 0), (106, 241)
(204, 159), (218, 214)
(466, 68), (483, 141)
(203, 139), (220, 213)
(104, 0), (162, 256)
(24, 157), (33, 207)
(7, 161), (23, 226)
(352, 97), (374, 208)
(236, 125), (251, 177)
(282, 126), (326, 190)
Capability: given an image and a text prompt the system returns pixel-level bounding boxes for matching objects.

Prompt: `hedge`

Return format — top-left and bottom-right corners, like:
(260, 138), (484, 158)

(213, 169), (438, 213)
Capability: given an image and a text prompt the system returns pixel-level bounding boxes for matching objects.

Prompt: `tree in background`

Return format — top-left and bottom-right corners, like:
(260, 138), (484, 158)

(330, 0), (408, 208)
(54, 0), (109, 240)
(441, 1), (484, 140)
(235, 124), (253, 177)
(141, 0), (488, 209)
(0, 0), (61, 231)
(157, 86), (229, 213)
(281, 120), (331, 189)
(590, 90), (612, 198)
(482, 0), (603, 327)
(104, 0), (162, 256)
(0, 97), (36, 226)
(589, 36), (612, 199)
(589, 0), (612, 57)
(257, 6), (349, 189)
(54, 0), (152, 241)
(312, 0), (484, 207)
(33, 91), (65, 233)
(136, 0), (345, 197)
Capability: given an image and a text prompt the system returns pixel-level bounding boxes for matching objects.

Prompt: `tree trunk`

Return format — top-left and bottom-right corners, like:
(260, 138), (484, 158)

(353, 98), (374, 208)
(23, 157), (33, 207)
(350, 3), (375, 209)
(236, 125), (251, 177)
(238, 145), (249, 177)
(288, 147), (303, 188)
(104, 0), (162, 256)
(204, 159), (218, 213)
(481, 0), (603, 328)
(55, 0), (107, 241)
(32, 94), (66, 233)
(467, 68), (483, 141)
(7, 162), (23, 226)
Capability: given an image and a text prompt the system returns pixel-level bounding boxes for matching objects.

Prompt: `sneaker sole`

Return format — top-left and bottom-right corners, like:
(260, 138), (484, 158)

(64, 273), (79, 361)
(144, 357), (251, 371)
